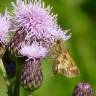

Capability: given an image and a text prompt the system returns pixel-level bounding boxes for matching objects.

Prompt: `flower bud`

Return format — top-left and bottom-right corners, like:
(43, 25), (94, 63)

(21, 58), (43, 91)
(72, 82), (94, 96)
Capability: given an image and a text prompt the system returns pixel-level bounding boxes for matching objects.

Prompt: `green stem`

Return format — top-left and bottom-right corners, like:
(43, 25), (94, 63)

(0, 58), (11, 96)
(13, 57), (25, 96)
(0, 58), (10, 87)
(0, 58), (7, 78)
(28, 92), (33, 96)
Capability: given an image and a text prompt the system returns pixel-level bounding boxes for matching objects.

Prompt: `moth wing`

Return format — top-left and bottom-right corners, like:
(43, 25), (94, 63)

(57, 48), (80, 78)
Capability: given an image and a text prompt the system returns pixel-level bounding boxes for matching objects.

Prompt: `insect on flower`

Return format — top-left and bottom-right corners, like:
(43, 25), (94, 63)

(51, 39), (80, 78)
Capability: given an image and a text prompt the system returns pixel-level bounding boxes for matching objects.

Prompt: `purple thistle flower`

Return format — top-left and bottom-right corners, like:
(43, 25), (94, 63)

(9, 0), (71, 90)
(10, 0), (70, 58)
(72, 82), (94, 96)
(0, 10), (11, 45)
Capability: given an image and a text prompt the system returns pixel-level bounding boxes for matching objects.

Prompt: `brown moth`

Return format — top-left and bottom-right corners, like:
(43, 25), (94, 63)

(51, 39), (80, 78)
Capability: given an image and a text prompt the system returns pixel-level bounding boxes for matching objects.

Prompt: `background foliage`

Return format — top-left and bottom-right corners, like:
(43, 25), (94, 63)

(0, 0), (96, 96)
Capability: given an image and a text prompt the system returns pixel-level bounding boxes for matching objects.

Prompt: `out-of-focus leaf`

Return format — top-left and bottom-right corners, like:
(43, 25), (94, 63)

(0, 59), (8, 96)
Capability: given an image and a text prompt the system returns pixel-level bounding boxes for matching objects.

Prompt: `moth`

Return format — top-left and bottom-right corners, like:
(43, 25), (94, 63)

(51, 39), (80, 78)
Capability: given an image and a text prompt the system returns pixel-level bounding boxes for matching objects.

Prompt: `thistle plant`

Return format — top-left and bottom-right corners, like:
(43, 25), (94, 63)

(0, 0), (79, 96)
(8, 0), (69, 91)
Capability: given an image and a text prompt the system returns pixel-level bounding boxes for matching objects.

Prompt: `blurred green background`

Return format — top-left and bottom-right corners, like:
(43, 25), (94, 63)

(0, 0), (96, 96)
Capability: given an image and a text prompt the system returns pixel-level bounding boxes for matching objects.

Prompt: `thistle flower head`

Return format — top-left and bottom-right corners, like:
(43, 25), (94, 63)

(21, 58), (43, 90)
(10, 0), (70, 59)
(11, 0), (69, 43)
(0, 10), (11, 45)
(11, 0), (57, 33)
(9, 0), (71, 91)
(72, 82), (93, 96)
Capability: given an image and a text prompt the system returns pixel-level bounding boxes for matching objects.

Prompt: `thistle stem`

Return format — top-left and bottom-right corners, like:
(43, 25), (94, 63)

(0, 58), (9, 87)
(0, 58), (11, 96)
(13, 57), (25, 96)
(0, 58), (7, 78)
